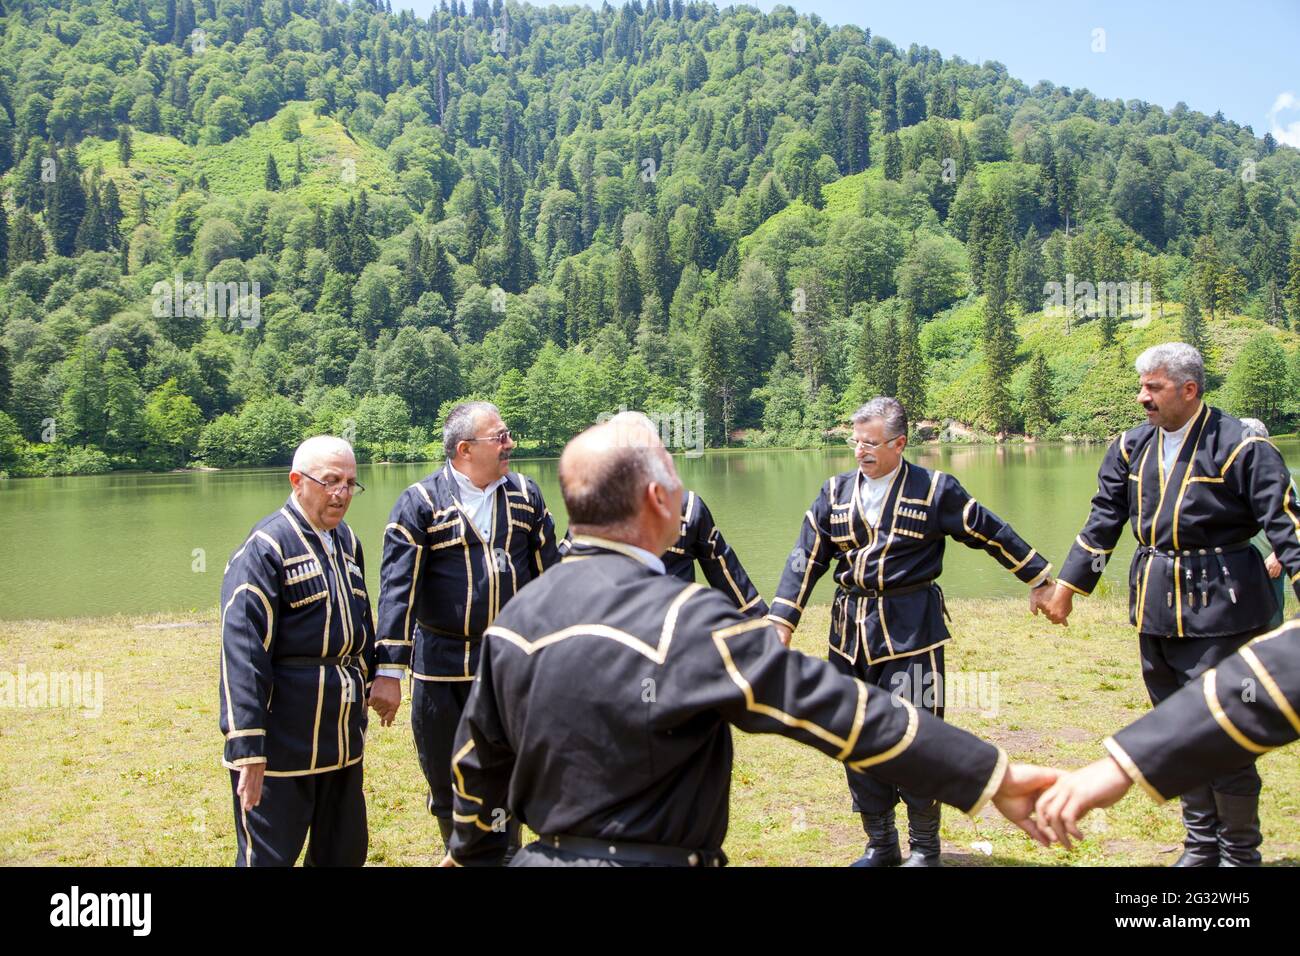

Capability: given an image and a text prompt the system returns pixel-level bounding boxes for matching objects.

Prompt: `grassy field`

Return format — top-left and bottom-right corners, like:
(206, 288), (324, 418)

(2, 597), (1298, 867)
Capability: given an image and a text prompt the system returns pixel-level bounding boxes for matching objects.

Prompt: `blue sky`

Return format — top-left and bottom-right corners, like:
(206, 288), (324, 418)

(393, 0), (1300, 145)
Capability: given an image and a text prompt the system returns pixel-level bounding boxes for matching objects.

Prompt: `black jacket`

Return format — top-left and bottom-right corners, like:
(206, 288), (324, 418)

(1059, 404), (1300, 637)
(377, 463), (560, 677)
(770, 460), (1050, 664)
(218, 497), (376, 775)
(447, 537), (1009, 865)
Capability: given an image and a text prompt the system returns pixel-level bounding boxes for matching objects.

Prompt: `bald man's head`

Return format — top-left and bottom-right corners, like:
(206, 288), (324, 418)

(559, 416), (682, 534)
(289, 435), (358, 531)
(292, 435), (356, 474)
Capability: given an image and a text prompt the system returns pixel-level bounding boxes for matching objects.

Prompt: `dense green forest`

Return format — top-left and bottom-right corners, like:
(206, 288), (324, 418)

(1, 0), (1299, 477)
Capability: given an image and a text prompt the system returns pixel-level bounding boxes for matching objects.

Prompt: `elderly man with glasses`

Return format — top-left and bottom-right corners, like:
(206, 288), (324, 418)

(376, 401), (559, 860)
(218, 435), (381, 866)
(768, 397), (1058, 867)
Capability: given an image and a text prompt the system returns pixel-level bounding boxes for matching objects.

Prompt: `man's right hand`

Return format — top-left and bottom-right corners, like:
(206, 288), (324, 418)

(771, 621), (794, 647)
(369, 676), (402, 726)
(237, 763), (266, 812)
(1034, 755), (1134, 850)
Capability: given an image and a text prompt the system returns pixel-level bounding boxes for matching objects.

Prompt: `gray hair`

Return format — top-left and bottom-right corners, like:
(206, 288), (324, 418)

(1239, 417), (1269, 439)
(851, 396), (908, 438)
(292, 435), (354, 473)
(1134, 342), (1204, 396)
(442, 401), (500, 459)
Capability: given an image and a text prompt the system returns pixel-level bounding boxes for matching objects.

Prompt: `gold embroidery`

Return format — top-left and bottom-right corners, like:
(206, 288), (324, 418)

(1204, 669), (1270, 754)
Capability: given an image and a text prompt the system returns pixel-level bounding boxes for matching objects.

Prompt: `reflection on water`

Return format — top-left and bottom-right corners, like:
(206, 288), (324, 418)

(1, 440), (1296, 620)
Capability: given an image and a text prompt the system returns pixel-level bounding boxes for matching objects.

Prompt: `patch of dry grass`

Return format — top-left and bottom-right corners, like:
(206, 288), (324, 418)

(2, 598), (1296, 866)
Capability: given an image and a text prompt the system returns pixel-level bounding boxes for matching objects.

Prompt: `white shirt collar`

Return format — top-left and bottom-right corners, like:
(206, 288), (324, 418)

(449, 462), (508, 499)
(858, 462), (902, 490)
(571, 534), (667, 574)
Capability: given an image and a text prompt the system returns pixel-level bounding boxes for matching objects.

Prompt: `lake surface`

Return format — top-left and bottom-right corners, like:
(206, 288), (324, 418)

(2, 441), (1297, 620)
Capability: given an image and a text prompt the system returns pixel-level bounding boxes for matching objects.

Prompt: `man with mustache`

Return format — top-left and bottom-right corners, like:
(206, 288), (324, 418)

(769, 397), (1058, 867)
(1042, 342), (1300, 866)
(376, 401), (559, 860)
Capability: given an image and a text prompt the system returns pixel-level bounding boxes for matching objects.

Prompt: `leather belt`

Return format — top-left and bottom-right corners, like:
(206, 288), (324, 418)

(846, 580), (936, 600)
(417, 620), (481, 640)
(539, 833), (726, 867)
(276, 654), (362, 668)
(1136, 541), (1253, 559)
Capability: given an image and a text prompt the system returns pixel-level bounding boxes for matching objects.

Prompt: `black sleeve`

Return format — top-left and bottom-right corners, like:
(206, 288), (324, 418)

(1107, 620), (1300, 802)
(675, 593), (1008, 815)
(446, 646), (514, 866)
(376, 486), (431, 674)
(1058, 434), (1132, 595)
(768, 482), (836, 630)
(1230, 439), (1300, 602)
(936, 473), (1052, 587)
(529, 482), (561, 575)
(693, 497), (768, 617)
(353, 533), (378, 691)
(219, 535), (281, 767)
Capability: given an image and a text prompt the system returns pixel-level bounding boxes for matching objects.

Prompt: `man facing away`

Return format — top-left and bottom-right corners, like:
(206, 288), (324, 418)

(376, 401), (559, 858)
(1043, 342), (1300, 866)
(769, 397), (1059, 867)
(219, 436), (390, 866)
(443, 412), (1060, 866)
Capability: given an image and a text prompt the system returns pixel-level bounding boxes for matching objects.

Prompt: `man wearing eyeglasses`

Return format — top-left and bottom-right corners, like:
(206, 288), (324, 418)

(769, 397), (1058, 867)
(218, 435), (381, 866)
(377, 401), (560, 858)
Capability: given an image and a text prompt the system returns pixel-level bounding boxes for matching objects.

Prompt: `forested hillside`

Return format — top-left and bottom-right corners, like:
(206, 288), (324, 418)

(1, 0), (1299, 476)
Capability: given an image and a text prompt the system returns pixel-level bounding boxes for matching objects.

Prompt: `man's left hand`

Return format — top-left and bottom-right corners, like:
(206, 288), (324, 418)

(1265, 552), (1282, 579)
(1028, 581), (1061, 624)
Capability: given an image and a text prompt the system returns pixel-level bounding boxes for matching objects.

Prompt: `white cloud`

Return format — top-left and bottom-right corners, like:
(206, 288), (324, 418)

(1267, 91), (1300, 148)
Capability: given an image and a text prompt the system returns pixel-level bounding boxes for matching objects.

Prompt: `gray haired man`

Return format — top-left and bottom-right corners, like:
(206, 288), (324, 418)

(376, 401), (560, 858)
(1046, 342), (1300, 866)
(769, 397), (1057, 866)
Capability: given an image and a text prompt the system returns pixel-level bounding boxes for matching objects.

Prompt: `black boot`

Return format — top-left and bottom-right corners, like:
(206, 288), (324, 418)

(1213, 791), (1262, 867)
(901, 802), (942, 867)
(436, 816), (454, 852)
(1173, 787), (1220, 867)
(851, 810), (901, 867)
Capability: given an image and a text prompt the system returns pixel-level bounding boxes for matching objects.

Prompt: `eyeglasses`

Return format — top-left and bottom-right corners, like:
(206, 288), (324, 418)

(300, 472), (366, 496)
(464, 429), (512, 446)
(847, 435), (903, 450)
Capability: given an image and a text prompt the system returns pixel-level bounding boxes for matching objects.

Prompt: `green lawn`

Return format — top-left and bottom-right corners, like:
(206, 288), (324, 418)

(2, 597), (1297, 866)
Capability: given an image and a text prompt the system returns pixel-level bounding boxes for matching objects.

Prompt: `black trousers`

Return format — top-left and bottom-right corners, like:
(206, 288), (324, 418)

(229, 761), (367, 867)
(411, 676), (475, 818)
(1139, 631), (1262, 797)
(829, 644), (946, 814)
